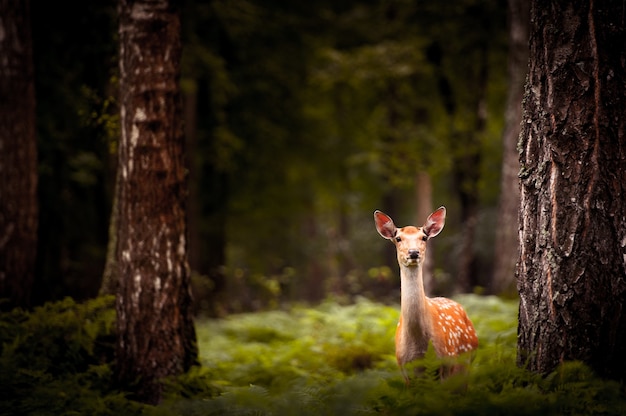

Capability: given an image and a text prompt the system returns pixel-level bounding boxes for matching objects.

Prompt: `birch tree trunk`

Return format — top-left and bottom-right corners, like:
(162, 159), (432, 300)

(116, 0), (198, 403)
(0, 0), (38, 310)
(517, 0), (626, 380)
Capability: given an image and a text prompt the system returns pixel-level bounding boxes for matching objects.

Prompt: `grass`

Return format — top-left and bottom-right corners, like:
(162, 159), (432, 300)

(2, 295), (626, 415)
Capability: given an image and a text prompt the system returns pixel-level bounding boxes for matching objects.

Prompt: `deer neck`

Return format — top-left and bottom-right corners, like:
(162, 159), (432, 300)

(400, 263), (432, 340)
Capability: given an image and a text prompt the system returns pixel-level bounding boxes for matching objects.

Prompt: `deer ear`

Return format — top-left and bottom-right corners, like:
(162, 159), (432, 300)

(423, 206), (446, 238)
(374, 210), (396, 240)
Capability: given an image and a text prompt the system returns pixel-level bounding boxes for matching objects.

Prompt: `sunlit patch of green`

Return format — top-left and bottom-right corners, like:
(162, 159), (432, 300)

(167, 294), (626, 416)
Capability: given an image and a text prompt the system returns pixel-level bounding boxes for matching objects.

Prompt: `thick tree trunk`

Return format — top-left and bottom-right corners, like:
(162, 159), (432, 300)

(116, 0), (198, 404)
(517, 0), (626, 380)
(491, 0), (529, 295)
(0, 0), (38, 310)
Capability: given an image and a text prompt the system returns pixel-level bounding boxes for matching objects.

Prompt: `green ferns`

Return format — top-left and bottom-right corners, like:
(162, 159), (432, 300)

(0, 296), (142, 415)
(2, 295), (626, 415)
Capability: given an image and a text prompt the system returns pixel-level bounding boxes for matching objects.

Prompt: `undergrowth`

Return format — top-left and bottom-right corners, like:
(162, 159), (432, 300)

(2, 295), (626, 415)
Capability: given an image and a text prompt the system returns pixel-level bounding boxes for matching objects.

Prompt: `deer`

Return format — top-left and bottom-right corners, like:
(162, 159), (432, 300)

(374, 206), (478, 380)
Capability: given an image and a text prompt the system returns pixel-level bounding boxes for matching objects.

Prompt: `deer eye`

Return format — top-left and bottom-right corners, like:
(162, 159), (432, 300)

(395, 236), (402, 242)
(422, 235), (428, 241)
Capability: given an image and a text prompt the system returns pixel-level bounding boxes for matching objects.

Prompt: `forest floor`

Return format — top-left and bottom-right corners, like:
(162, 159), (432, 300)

(2, 295), (626, 415)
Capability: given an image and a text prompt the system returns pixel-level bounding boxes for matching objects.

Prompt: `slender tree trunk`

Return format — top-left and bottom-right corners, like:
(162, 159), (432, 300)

(454, 44), (488, 293)
(184, 84), (200, 277)
(116, 0), (198, 403)
(100, 169), (119, 296)
(303, 209), (325, 303)
(414, 171), (435, 293)
(381, 190), (401, 283)
(517, 0), (626, 380)
(491, 0), (529, 295)
(0, 0), (38, 310)
(184, 78), (228, 316)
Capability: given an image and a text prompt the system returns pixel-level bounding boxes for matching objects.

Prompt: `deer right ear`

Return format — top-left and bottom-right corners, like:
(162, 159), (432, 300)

(423, 206), (446, 238)
(374, 210), (396, 240)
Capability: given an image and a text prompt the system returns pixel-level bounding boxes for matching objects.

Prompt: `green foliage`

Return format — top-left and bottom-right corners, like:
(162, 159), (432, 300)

(159, 295), (626, 415)
(3, 295), (626, 415)
(0, 296), (142, 416)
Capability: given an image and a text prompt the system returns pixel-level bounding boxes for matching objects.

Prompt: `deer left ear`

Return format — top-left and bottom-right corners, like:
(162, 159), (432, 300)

(374, 210), (396, 240)
(423, 206), (446, 238)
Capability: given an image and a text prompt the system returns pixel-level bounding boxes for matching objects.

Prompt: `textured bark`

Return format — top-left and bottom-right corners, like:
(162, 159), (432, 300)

(116, 0), (198, 404)
(0, 0), (38, 309)
(491, 0), (529, 294)
(517, 0), (626, 380)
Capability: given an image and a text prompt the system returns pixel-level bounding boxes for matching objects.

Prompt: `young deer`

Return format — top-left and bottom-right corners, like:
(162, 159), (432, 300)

(374, 207), (478, 379)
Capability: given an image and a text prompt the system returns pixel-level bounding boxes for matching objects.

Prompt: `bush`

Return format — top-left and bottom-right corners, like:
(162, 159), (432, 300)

(0, 296), (142, 416)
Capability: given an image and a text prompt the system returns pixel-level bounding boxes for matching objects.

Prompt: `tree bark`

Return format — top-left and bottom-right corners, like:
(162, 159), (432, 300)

(116, 0), (198, 404)
(491, 0), (529, 295)
(0, 0), (38, 310)
(517, 0), (626, 380)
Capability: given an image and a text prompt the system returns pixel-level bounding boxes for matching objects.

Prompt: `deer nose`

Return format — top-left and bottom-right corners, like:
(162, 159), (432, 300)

(408, 249), (419, 260)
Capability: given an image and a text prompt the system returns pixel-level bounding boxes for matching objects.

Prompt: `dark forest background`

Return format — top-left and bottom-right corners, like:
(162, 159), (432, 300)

(31, 0), (511, 313)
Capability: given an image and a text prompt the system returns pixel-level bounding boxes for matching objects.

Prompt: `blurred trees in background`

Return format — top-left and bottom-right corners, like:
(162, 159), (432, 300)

(491, 0), (529, 295)
(24, 0), (511, 313)
(0, 0), (38, 310)
(31, 0), (117, 304)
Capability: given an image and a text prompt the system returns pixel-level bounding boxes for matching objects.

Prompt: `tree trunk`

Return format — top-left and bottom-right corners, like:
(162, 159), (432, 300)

(517, 0), (626, 380)
(491, 0), (529, 295)
(454, 43), (488, 293)
(100, 169), (119, 296)
(183, 84), (200, 277)
(414, 171), (435, 293)
(183, 77), (229, 316)
(0, 0), (38, 310)
(116, 0), (198, 404)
